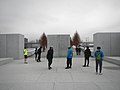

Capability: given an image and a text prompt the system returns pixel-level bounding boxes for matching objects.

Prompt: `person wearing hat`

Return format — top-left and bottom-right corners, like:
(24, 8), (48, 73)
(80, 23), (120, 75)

(94, 47), (104, 75)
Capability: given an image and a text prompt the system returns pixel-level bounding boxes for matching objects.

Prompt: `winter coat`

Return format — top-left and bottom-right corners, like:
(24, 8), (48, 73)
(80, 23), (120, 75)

(84, 49), (91, 58)
(47, 49), (53, 60)
(67, 48), (73, 59)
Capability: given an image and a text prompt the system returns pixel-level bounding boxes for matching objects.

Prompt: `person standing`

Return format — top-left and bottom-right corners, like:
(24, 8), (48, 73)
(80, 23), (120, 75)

(24, 47), (28, 64)
(76, 46), (78, 55)
(94, 47), (104, 75)
(65, 47), (73, 69)
(37, 46), (42, 62)
(78, 45), (81, 55)
(34, 48), (38, 61)
(83, 46), (91, 67)
(47, 47), (54, 70)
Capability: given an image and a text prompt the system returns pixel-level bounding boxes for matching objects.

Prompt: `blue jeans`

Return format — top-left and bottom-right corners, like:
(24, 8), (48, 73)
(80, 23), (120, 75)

(96, 59), (102, 73)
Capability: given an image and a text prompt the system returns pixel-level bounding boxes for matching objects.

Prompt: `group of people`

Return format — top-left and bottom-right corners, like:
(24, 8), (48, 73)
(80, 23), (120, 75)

(34, 46), (54, 70)
(24, 46), (104, 74)
(23, 46), (54, 70)
(34, 47), (42, 62)
(65, 46), (104, 75)
(83, 46), (104, 75)
(76, 45), (81, 55)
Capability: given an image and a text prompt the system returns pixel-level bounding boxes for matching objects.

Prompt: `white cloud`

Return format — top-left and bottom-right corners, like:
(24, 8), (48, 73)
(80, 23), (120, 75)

(0, 0), (120, 41)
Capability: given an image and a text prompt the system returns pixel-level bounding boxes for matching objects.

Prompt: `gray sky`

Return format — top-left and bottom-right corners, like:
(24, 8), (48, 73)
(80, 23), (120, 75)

(0, 0), (120, 41)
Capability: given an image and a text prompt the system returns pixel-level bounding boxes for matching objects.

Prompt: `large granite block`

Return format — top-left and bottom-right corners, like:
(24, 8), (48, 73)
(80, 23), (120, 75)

(93, 33), (120, 56)
(47, 35), (70, 57)
(0, 34), (24, 59)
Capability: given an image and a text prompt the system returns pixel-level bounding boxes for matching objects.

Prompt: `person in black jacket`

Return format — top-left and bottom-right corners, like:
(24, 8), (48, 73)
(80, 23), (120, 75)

(83, 46), (91, 67)
(34, 48), (38, 61)
(37, 46), (42, 62)
(47, 47), (54, 70)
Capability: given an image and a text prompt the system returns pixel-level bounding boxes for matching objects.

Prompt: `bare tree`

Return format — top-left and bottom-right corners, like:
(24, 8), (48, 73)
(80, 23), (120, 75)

(40, 32), (47, 52)
(72, 31), (81, 47)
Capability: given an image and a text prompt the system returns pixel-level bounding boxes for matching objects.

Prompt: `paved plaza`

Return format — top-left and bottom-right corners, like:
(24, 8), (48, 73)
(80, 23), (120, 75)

(0, 56), (120, 90)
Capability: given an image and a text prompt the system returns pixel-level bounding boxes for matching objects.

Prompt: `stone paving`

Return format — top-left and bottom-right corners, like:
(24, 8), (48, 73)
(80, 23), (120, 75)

(0, 56), (120, 90)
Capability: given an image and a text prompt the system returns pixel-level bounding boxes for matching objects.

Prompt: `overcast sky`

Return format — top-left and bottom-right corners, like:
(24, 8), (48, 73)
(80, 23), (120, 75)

(0, 0), (120, 41)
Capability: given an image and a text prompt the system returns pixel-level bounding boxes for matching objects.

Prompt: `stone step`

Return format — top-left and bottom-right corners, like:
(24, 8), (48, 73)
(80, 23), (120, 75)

(104, 57), (120, 66)
(0, 58), (13, 66)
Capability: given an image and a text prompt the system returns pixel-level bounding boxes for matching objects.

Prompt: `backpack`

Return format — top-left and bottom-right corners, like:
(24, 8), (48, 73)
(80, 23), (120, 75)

(96, 51), (101, 60)
(35, 50), (38, 54)
(70, 51), (73, 57)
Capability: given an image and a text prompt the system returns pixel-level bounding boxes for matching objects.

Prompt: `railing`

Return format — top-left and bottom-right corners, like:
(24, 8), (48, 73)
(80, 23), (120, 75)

(27, 48), (35, 57)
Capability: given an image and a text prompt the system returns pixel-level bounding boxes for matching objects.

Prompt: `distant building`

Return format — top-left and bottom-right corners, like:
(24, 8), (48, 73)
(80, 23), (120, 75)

(25, 42), (40, 48)
(24, 38), (28, 43)
(24, 38), (28, 47)
(24, 38), (40, 48)
(93, 32), (120, 56)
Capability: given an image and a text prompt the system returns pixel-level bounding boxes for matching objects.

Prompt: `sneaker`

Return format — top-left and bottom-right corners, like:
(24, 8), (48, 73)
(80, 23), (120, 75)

(48, 67), (52, 70)
(99, 73), (103, 75)
(65, 67), (69, 69)
(96, 72), (98, 75)
(48, 67), (50, 70)
(24, 62), (28, 64)
(83, 65), (86, 67)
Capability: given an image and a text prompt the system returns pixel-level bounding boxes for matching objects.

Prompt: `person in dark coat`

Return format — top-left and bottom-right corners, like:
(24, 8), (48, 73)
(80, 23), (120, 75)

(37, 46), (42, 62)
(76, 46), (79, 55)
(83, 46), (91, 67)
(34, 48), (38, 61)
(78, 46), (81, 55)
(47, 47), (54, 70)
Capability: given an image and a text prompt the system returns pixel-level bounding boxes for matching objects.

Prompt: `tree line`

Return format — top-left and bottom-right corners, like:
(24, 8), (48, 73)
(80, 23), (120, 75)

(39, 31), (81, 51)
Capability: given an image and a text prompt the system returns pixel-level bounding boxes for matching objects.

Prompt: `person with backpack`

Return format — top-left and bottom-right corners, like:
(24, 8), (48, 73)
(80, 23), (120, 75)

(83, 46), (91, 67)
(46, 47), (54, 70)
(65, 46), (73, 69)
(94, 47), (104, 75)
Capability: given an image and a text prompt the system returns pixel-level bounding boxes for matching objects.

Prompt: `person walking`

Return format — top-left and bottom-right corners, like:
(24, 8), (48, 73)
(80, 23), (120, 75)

(23, 47), (28, 64)
(94, 47), (104, 75)
(65, 47), (73, 69)
(37, 46), (42, 62)
(83, 46), (91, 67)
(34, 48), (38, 61)
(47, 47), (54, 70)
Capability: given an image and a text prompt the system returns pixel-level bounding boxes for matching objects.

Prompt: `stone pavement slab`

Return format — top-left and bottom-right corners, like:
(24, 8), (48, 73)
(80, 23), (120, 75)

(0, 57), (120, 90)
